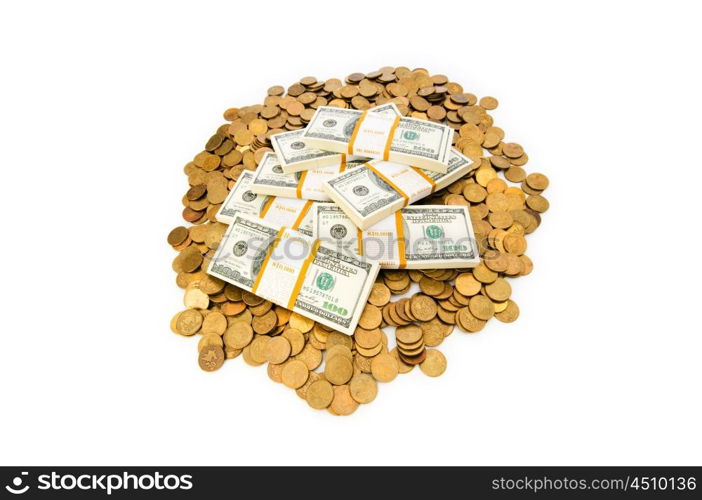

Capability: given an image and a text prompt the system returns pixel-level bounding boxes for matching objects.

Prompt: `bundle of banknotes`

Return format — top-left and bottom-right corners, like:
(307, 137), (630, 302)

(208, 103), (480, 334)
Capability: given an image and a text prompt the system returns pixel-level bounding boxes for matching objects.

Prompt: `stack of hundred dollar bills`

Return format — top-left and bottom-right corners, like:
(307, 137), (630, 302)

(207, 103), (481, 334)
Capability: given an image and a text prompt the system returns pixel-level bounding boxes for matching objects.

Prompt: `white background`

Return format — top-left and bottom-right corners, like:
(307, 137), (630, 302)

(1, 1), (700, 466)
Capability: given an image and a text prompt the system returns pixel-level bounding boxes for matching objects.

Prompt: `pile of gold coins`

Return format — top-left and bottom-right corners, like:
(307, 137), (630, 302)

(168, 66), (549, 415)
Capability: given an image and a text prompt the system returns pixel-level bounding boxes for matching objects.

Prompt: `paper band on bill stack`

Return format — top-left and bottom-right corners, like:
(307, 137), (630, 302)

(347, 112), (402, 159)
(251, 227), (322, 307)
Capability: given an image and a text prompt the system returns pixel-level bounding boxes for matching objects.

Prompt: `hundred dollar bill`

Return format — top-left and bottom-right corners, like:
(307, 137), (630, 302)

(250, 152), (364, 201)
(270, 103), (401, 173)
(322, 148), (478, 230)
(302, 105), (453, 173)
(216, 170), (316, 236)
(312, 204), (480, 269)
(207, 212), (380, 335)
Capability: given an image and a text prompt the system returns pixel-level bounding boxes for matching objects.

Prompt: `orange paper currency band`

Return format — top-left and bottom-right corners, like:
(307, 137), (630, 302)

(295, 170), (308, 199)
(259, 197), (275, 217)
(252, 226), (286, 294)
(365, 163), (409, 206)
(339, 154), (347, 172)
(292, 200), (314, 230)
(394, 212), (407, 269)
(411, 167), (437, 193)
(287, 239), (321, 309)
(382, 115), (401, 161)
(356, 229), (363, 256)
(347, 111), (369, 155)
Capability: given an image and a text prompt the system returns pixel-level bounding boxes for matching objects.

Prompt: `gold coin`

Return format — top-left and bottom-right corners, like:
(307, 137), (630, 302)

(399, 349), (427, 366)
(484, 277), (512, 302)
(419, 276), (444, 296)
(421, 320), (445, 347)
(198, 345), (224, 372)
(267, 360), (286, 383)
(349, 374), (378, 404)
(326, 344), (352, 361)
(170, 311), (182, 334)
(484, 249), (509, 273)
(198, 333), (223, 351)
(354, 353), (373, 374)
(248, 119), (268, 135)
(493, 300), (509, 313)
(312, 325), (328, 344)
(525, 172), (549, 191)
(495, 300), (520, 323)
(354, 327), (382, 349)
(526, 194), (550, 213)
(410, 294), (437, 322)
(519, 255), (534, 276)
(422, 316), (452, 339)
(234, 130), (253, 146)
(306, 379), (334, 409)
(282, 328), (305, 355)
(445, 193), (468, 206)
(281, 360), (309, 389)
(295, 344), (322, 370)
(368, 282), (391, 306)
(358, 304), (382, 329)
(249, 336), (271, 364)
(242, 345), (263, 366)
(199, 275), (225, 295)
(462, 183), (487, 203)
(420, 349), (447, 377)
(325, 355), (353, 385)
(504, 253), (523, 276)
(486, 193), (510, 212)
(274, 306), (292, 326)
(409, 95), (430, 111)
(505, 166), (527, 183)
(175, 309), (202, 336)
(184, 288), (209, 310)
(503, 233), (527, 255)
(221, 301), (246, 316)
(479, 96), (498, 110)
(167, 226), (189, 247)
(455, 273), (482, 296)
(201, 311), (227, 335)
(264, 336), (291, 364)
(502, 142), (524, 158)
(289, 312), (314, 333)
(222, 322), (253, 349)
(390, 348), (414, 374)
(355, 342), (383, 357)
(473, 263), (498, 283)
(475, 166), (497, 186)
(469, 295), (495, 320)
(371, 353), (399, 383)
(487, 178), (507, 194)
(397, 343), (425, 356)
(225, 347), (241, 360)
(252, 309), (277, 334)
(296, 371), (321, 400)
(427, 105), (447, 121)
(488, 211), (513, 229)
(385, 273), (410, 291)
(395, 324), (423, 344)
(330, 385), (359, 416)
(326, 331), (353, 350)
